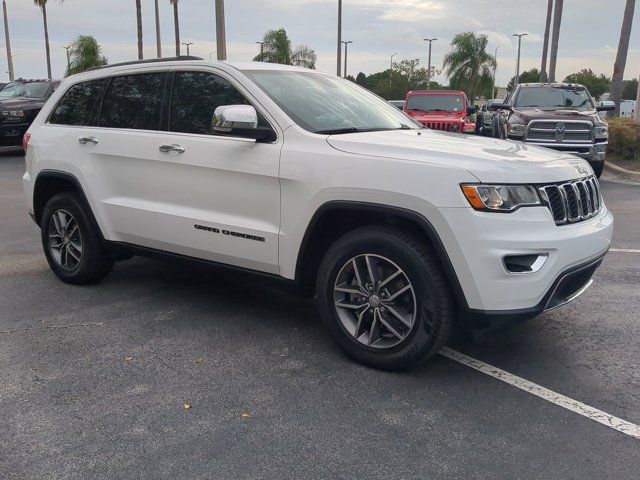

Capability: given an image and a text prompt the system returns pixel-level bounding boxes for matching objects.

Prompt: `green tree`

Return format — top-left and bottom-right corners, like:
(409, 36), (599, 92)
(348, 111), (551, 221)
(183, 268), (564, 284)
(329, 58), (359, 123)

(443, 32), (496, 103)
(355, 72), (367, 86)
(622, 78), (638, 100)
(34, 0), (63, 79)
(563, 69), (611, 98)
(394, 59), (430, 90)
(65, 35), (108, 76)
(169, 0), (180, 56)
(507, 68), (543, 91)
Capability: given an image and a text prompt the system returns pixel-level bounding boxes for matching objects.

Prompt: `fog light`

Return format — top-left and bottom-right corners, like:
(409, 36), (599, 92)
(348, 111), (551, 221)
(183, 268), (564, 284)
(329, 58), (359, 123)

(503, 254), (548, 274)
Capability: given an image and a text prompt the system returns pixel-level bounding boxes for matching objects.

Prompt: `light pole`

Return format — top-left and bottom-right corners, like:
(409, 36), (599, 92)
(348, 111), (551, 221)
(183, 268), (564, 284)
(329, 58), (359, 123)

(215, 0), (227, 60)
(154, 0), (162, 58)
(182, 42), (194, 56)
(256, 41), (266, 61)
(2, 0), (14, 81)
(336, 0), (342, 76)
(341, 40), (353, 78)
(390, 52), (397, 86)
(513, 33), (527, 85)
(423, 38), (437, 89)
(492, 46), (499, 99)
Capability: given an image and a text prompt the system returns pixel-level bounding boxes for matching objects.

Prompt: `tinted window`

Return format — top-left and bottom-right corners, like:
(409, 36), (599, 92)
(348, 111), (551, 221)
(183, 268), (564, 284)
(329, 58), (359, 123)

(514, 86), (594, 110)
(406, 94), (465, 113)
(170, 72), (249, 135)
(100, 73), (165, 130)
(49, 80), (107, 126)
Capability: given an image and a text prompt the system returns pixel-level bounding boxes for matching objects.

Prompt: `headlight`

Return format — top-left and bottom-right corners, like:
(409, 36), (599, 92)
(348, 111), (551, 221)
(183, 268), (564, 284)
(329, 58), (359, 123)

(594, 125), (608, 138)
(461, 184), (541, 212)
(507, 123), (526, 136)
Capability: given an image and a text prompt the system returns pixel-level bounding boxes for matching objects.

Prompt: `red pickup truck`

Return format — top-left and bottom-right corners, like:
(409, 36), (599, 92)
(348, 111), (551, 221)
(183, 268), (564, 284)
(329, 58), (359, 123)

(404, 90), (476, 133)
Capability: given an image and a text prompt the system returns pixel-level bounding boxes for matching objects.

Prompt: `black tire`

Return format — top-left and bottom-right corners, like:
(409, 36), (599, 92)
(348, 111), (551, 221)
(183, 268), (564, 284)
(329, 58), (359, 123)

(592, 161), (604, 178)
(40, 192), (114, 285)
(315, 226), (455, 371)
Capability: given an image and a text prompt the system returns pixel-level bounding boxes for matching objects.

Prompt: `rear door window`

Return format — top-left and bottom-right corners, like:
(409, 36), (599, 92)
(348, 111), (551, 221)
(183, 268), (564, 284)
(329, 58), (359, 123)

(99, 73), (165, 131)
(49, 80), (108, 126)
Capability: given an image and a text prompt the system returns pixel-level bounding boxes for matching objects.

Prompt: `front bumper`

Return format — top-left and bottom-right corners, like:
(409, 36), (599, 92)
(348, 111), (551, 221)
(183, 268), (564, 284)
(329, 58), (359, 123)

(0, 122), (29, 147)
(435, 204), (613, 315)
(509, 139), (608, 165)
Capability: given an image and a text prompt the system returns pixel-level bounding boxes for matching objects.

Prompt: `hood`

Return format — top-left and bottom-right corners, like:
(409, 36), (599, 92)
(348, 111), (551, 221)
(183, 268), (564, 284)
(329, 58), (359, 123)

(326, 129), (592, 184)
(512, 107), (601, 124)
(0, 97), (46, 110)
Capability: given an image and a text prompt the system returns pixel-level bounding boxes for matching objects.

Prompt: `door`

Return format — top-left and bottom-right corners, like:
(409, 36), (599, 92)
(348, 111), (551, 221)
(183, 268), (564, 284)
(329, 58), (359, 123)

(83, 72), (166, 246)
(153, 70), (281, 274)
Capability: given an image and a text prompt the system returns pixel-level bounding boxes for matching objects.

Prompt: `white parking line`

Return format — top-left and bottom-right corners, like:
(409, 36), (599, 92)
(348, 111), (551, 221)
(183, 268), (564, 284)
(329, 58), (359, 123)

(610, 248), (640, 253)
(440, 347), (640, 440)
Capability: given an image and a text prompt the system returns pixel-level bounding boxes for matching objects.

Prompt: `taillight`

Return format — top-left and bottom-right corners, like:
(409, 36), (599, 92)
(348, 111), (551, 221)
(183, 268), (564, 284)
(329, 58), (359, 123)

(23, 132), (31, 152)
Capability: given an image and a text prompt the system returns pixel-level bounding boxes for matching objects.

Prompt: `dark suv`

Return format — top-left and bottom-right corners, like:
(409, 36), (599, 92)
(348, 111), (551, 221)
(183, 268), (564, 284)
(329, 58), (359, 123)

(492, 83), (615, 177)
(0, 79), (60, 151)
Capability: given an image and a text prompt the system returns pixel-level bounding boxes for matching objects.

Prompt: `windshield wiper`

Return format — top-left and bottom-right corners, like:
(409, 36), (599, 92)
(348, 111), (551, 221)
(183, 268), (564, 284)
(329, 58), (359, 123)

(315, 127), (360, 135)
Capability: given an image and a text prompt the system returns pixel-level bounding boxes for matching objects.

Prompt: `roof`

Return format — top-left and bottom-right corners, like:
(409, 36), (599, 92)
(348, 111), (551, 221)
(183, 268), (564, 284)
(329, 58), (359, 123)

(518, 82), (587, 89)
(407, 90), (466, 95)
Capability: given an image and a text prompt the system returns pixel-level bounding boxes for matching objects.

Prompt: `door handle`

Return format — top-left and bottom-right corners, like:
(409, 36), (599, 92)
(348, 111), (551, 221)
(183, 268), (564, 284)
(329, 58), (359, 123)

(78, 136), (98, 145)
(159, 144), (185, 154)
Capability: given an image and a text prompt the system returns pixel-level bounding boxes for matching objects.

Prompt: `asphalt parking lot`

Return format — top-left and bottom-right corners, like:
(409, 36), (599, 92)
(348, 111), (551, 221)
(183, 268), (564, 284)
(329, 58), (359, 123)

(1, 153), (639, 479)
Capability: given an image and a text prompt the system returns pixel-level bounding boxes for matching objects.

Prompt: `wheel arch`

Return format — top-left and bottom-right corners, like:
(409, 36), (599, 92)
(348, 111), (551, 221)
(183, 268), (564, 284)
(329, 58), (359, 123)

(33, 170), (105, 240)
(294, 201), (468, 310)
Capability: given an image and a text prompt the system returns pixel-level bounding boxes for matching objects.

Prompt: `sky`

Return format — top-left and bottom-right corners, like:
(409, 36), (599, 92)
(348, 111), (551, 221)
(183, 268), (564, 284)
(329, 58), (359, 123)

(0, 0), (638, 87)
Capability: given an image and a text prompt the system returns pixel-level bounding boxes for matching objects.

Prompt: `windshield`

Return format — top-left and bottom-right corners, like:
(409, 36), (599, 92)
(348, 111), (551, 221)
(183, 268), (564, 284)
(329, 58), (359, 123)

(406, 94), (465, 113)
(0, 82), (50, 99)
(243, 71), (420, 134)
(515, 86), (594, 110)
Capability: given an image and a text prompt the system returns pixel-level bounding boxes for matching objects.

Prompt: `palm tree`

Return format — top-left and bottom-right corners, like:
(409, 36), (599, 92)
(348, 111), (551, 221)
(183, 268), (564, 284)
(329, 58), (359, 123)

(610, 0), (636, 116)
(253, 29), (292, 64)
(442, 32), (497, 103)
(65, 35), (108, 76)
(135, 0), (143, 60)
(548, 0), (564, 83)
(170, 0), (180, 56)
(292, 45), (317, 69)
(34, 0), (62, 80)
(540, 0), (553, 82)
(253, 28), (317, 68)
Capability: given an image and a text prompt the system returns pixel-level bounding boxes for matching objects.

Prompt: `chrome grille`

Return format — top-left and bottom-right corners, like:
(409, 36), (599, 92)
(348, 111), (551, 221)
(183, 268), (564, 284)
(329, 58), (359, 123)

(525, 121), (593, 143)
(538, 176), (602, 225)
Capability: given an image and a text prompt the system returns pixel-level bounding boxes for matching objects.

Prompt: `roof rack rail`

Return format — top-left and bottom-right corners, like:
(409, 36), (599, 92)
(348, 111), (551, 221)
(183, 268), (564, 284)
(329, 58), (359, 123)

(87, 56), (204, 72)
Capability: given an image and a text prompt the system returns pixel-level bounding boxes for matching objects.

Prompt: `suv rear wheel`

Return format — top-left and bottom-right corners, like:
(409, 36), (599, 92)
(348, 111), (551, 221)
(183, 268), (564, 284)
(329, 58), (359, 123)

(316, 226), (454, 370)
(41, 193), (114, 284)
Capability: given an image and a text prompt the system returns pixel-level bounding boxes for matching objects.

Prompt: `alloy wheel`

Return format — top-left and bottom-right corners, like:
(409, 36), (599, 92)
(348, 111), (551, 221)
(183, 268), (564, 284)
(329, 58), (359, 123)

(333, 254), (419, 349)
(47, 209), (83, 270)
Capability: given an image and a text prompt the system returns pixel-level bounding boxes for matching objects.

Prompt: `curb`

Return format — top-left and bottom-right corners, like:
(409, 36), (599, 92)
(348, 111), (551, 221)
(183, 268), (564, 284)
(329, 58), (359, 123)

(605, 161), (640, 181)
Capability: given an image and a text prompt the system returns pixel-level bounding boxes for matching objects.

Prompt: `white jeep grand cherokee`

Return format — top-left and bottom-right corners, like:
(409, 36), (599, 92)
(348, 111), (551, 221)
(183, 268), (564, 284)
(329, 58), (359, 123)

(22, 58), (613, 370)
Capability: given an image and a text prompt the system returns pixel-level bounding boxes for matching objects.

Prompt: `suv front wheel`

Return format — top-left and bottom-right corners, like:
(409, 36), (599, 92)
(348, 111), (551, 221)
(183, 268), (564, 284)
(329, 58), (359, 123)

(316, 226), (454, 370)
(41, 192), (114, 284)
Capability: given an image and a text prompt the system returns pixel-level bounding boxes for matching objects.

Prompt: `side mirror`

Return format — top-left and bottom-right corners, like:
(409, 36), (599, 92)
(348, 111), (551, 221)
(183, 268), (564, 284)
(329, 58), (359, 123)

(212, 105), (275, 141)
(467, 105), (478, 115)
(489, 102), (512, 112)
(597, 101), (615, 112)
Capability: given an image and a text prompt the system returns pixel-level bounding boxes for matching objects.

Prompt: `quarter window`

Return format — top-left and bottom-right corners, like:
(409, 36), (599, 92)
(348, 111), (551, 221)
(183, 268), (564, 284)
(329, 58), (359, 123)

(99, 73), (165, 130)
(49, 80), (107, 126)
(169, 72), (249, 135)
